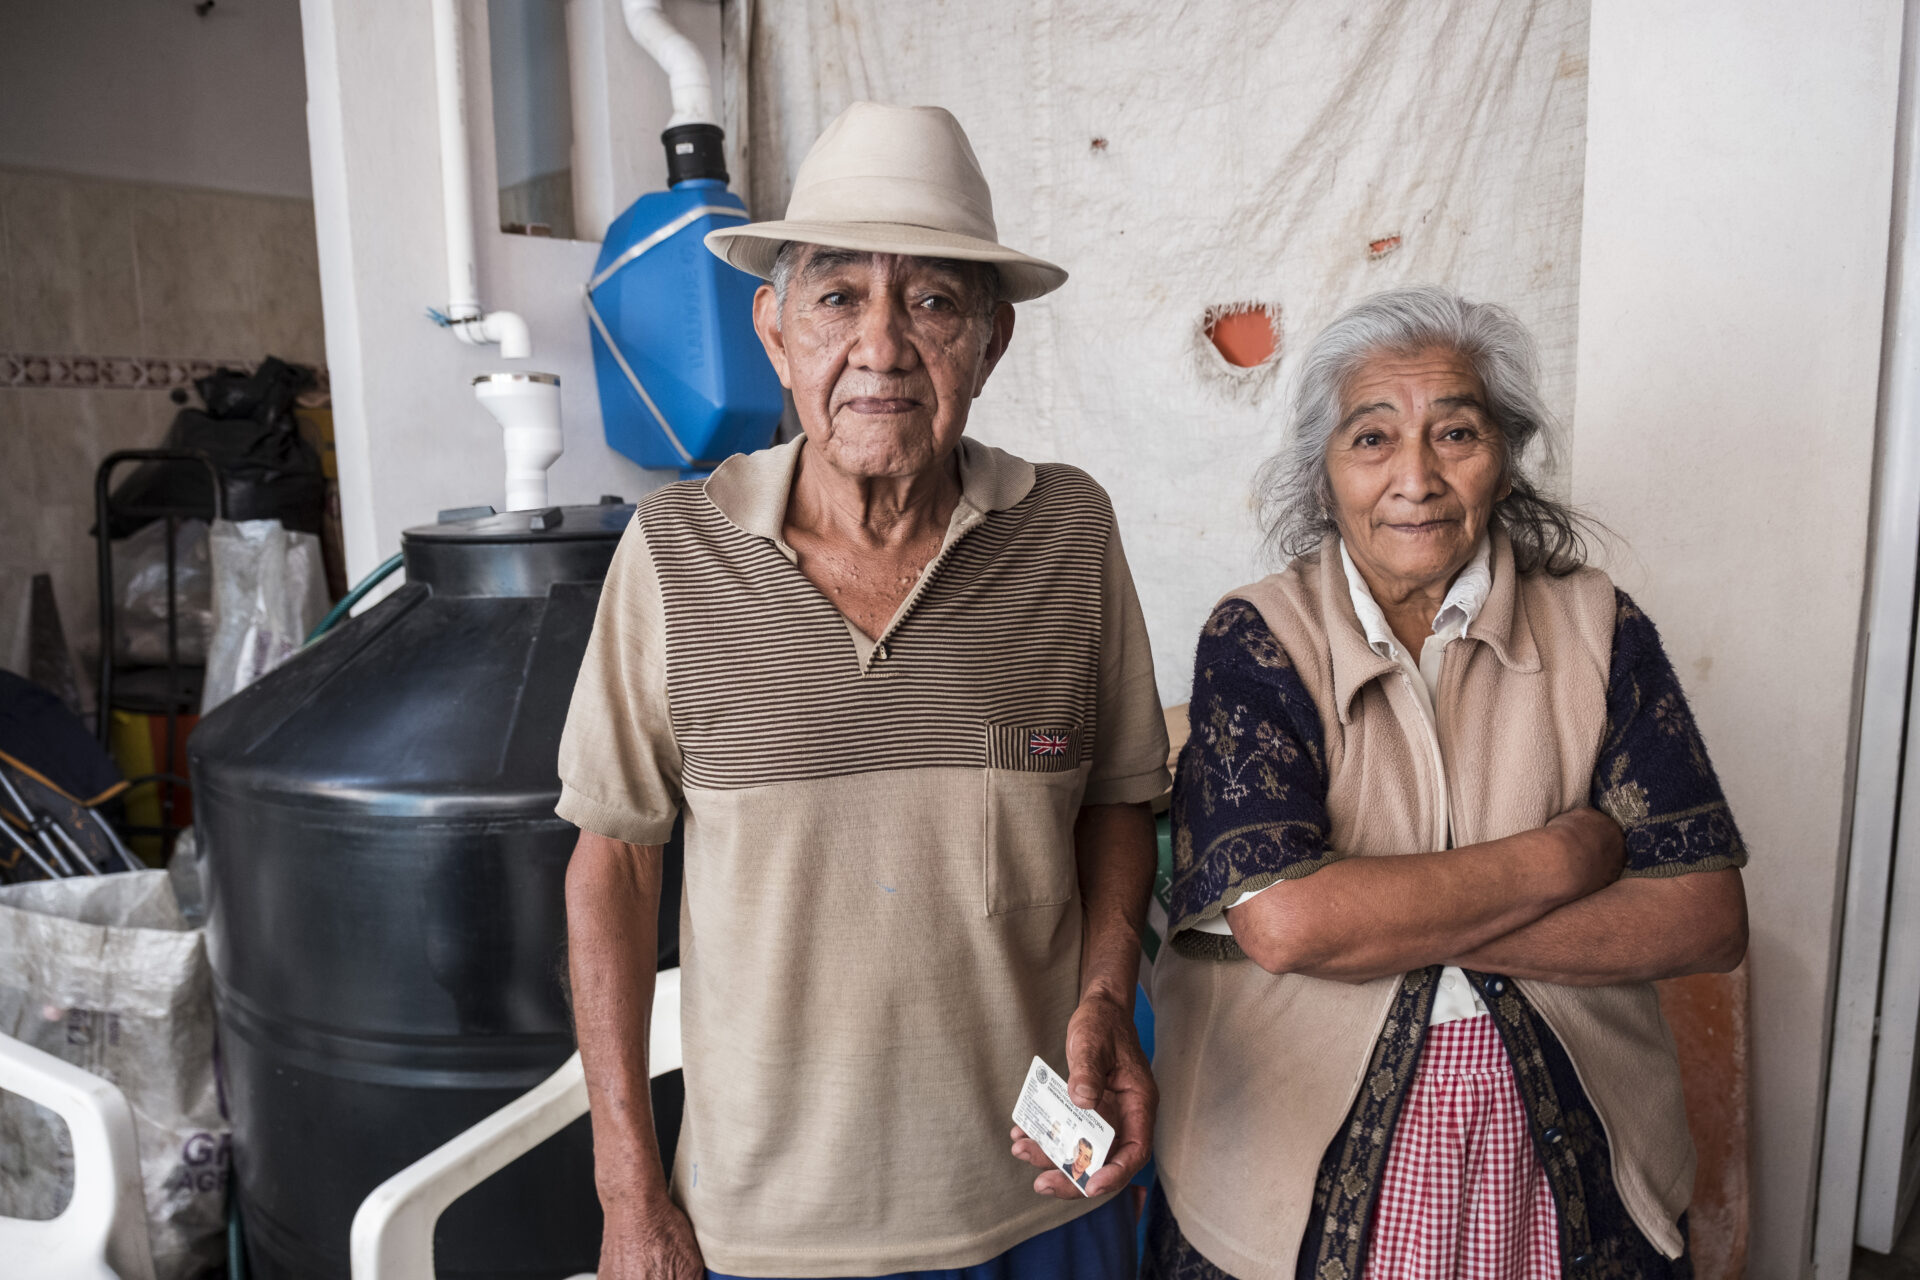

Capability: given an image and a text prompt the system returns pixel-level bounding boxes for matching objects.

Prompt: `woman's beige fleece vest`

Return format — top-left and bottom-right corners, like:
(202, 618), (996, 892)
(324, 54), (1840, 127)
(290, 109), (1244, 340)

(1151, 532), (1693, 1279)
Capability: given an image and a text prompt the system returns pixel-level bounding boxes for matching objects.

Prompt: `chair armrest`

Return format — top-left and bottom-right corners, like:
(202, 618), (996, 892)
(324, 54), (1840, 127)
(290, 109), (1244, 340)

(0, 1033), (156, 1280)
(350, 967), (682, 1280)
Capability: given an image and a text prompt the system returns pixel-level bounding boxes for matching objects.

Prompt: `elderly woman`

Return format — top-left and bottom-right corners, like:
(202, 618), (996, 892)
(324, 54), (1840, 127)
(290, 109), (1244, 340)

(1142, 286), (1748, 1279)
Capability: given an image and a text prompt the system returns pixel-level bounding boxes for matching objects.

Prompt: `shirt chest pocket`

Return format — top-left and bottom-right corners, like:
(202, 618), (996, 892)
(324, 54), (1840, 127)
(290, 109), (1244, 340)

(983, 724), (1087, 915)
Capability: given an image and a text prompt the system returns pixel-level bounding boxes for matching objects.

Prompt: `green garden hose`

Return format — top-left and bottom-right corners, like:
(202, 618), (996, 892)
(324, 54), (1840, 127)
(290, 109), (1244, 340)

(305, 552), (404, 645)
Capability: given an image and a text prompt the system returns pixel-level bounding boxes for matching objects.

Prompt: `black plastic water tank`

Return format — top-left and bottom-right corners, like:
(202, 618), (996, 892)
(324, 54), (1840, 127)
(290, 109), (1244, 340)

(190, 501), (666, 1280)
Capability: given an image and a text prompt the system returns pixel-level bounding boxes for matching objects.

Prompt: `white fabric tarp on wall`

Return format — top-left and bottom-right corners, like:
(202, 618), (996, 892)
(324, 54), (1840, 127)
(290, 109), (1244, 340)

(727, 0), (1589, 701)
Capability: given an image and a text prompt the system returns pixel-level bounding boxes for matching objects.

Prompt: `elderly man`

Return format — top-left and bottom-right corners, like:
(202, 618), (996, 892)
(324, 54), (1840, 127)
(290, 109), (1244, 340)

(558, 102), (1170, 1280)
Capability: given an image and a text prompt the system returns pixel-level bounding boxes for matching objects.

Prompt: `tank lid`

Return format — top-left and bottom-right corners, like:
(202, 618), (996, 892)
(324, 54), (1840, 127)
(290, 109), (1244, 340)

(401, 500), (632, 597)
(404, 499), (631, 545)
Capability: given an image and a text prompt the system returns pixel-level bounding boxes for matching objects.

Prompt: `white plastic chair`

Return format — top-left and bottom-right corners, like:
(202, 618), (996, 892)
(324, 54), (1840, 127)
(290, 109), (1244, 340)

(350, 967), (682, 1280)
(0, 1032), (157, 1280)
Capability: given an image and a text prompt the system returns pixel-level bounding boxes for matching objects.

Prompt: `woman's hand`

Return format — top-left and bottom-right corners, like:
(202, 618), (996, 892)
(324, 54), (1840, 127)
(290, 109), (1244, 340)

(1544, 807), (1626, 901)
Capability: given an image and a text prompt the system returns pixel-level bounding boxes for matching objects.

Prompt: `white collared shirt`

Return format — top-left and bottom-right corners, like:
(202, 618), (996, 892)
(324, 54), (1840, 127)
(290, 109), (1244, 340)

(1199, 536), (1493, 1025)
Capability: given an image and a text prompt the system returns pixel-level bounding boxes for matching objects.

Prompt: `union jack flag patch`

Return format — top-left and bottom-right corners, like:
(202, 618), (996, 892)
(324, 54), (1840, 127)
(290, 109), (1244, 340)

(988, 724), (1077, 771)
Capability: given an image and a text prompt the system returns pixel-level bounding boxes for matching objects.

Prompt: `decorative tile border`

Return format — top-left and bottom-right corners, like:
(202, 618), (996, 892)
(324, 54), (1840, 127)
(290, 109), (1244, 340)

(1, 352), (329, 395)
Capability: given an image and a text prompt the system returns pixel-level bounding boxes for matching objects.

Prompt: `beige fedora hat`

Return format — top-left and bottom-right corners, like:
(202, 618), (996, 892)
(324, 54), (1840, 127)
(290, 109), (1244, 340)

(704, 101), (1067, 303)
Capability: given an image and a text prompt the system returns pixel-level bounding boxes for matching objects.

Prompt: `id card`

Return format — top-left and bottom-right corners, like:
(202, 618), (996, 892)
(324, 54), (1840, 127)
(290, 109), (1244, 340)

(1011, 1056), (1115, 1196)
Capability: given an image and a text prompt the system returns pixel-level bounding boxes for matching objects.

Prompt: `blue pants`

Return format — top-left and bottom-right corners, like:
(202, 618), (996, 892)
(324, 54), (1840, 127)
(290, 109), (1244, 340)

(706, 1196), (1136, 1280)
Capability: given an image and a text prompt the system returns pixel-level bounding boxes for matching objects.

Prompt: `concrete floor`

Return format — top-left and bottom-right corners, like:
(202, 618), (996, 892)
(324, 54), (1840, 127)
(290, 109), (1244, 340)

(1857, 1208), (1920, 1280)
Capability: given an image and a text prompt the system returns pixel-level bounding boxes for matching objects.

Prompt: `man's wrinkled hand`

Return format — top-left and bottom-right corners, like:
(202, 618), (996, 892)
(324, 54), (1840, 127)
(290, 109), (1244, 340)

(597, 1199), (704, 1280)
(1008, 989), (1156, 1200)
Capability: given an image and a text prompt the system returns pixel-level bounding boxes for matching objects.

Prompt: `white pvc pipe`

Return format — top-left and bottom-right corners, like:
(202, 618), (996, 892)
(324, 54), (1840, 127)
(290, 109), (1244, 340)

(620, 0), (714, 127)
(431, 0), (479, 320)
(430, 0), (531, 355)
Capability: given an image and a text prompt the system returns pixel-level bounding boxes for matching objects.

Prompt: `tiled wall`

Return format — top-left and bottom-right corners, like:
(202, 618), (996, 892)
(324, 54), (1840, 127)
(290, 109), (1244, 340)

(0, 165), (326, 698)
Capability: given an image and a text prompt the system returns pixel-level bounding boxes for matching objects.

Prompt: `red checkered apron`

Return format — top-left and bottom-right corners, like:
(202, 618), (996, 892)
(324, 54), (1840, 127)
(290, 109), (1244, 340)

(1362, 1013), (1561, 1280)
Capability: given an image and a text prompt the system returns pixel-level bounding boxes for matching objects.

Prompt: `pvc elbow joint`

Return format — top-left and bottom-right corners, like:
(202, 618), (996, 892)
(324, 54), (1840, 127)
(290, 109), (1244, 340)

(451, 311), (532, 360)
(485, 311), (532, 360)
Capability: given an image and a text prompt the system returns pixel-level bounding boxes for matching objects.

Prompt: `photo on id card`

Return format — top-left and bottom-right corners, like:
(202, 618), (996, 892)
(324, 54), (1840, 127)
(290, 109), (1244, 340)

(1011, 1056), (1115, 1195)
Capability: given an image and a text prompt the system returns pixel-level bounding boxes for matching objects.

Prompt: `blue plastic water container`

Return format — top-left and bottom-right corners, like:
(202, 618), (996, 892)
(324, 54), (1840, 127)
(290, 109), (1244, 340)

(586, 171), (784, 478)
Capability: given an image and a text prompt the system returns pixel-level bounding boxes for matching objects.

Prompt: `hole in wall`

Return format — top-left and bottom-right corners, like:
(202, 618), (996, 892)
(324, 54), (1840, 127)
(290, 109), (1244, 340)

(1205, 305), (1280, 368)
(1192, 302), (1284, 402)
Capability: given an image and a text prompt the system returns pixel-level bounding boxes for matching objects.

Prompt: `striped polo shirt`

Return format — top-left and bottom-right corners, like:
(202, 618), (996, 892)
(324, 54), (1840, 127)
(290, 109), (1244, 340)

(555, 435), (1170, 1276)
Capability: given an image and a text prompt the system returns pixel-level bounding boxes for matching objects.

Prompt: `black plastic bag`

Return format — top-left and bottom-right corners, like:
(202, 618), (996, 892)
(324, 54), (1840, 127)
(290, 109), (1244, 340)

(0, 671), (121, 804)
(104, 358), (325, 538)
(194, 356), (312, 423)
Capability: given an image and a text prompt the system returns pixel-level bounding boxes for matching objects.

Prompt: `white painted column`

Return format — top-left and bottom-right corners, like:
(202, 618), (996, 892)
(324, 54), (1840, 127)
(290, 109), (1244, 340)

(1573, 3), (1901, 1274)
(1822, 2), (1920, 1265)
(299, 0), (380, 585)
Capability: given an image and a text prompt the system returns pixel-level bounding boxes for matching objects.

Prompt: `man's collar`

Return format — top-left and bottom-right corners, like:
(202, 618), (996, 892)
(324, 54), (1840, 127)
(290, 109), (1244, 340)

(953, 435), (1038, 517)
(701, 434), (1036, 546)
(702, 436), (803, 543)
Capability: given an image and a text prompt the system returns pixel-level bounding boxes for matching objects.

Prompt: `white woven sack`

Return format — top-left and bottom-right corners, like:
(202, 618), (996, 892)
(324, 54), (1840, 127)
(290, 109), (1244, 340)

(0, 871), (226, 1280)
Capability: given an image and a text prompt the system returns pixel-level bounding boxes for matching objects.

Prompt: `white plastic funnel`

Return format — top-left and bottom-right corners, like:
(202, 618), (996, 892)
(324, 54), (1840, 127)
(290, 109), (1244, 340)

(473, 373), (563, 512)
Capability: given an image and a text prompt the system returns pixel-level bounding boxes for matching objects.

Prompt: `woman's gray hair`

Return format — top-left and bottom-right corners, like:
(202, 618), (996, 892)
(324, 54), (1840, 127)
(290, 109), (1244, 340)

(1256, 284), (1593, 575)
